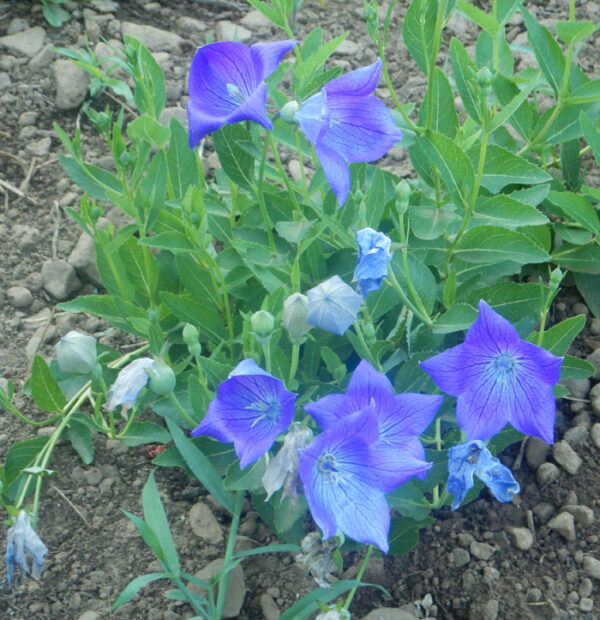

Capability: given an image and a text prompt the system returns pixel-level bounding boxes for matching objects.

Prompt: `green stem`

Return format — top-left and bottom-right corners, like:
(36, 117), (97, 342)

(343, 545), (373, 611)
(257, 135), (277, 253)
(294, 130), (309, 200)
(261, 341), (272, 374)
(268, 132), (302, 213)
(289, 344), (300, 386)
(386, 268), (432, 327)
(426, 0), (446, 130)
(353, 321), (381, 370)
(215, 491), (244, 619)
(164, 392), (198, 429)
(2, 397), (61, 427)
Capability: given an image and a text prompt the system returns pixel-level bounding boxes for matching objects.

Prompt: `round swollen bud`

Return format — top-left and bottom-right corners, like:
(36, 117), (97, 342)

(147, 360), (176, 395)
(283, 293), (311, 344)
(280, 100), (300, 124)
(251, 310), (275, 340)
(55, 331), (98, 375)
(549, 267), (564, 292)
(182, 323), (202, 354)
(477, 66), (493, 88)
(395, 180), (411, 215)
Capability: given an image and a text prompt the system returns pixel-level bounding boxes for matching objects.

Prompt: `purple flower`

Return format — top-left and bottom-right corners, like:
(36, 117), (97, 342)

(191, 359), (297, 469)
(187, 40), (296, 148)
(305, 360), (442, 485)
(420, 300), (563, 444)
(299, 409), (403, 551)
(354, 227), (392, 297)
(447, 440), (520, 510)
(106, 358), (155, 411)
(306, 275), (363, 336)
(6, 511), (47, 585)
(295, 59), (402, 206)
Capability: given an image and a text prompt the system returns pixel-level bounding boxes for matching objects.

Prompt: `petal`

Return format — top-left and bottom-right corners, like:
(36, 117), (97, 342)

(345, 359), (395, 412)
(319, 95), (403, 164)
(191, 399), (234, 444)
(419, 344), (468, 396)
(464, 300), (521, 354)
(369, 436), (431, 492)
(106, 358), (154, 411)
(324, 59), (382, 97)
(226, 81), (272, 130)
(250, 39), (297, 81)
(295, 91), (327, 145)
(358, 277), (383, 297)
(381, 393), (443, 440)
(187, 100), (227, 148)
(506, 374), (556, 444)
(475, 447), (520, 503)
(447, 441), (479, 510)
(314, 143), (352, 206)
(306, 275), (363, 334)
(304, 393), (349, 430)
(229, 358), (272, 378)
(512, 339), (563, 386)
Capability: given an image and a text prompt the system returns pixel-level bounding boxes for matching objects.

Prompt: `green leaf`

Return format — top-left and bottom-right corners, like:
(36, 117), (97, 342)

(547, 191), (600, 234)
(126, 113), (171, 147)
(213, 124), (255, 192)
(420, 130), (474, 208)
(457, 0), (499, 35)
(224, 459), (266, 492)
(113, 573), (167, 610)
(432, 303), (478, 334)
(31, 355), (67, 413)
(166, 117), (199, 198)
(474, 145), (552, 193)
(65, 417), (94, 465)
(450, 37), (482, 123)
(467, 282), (541, 323)
(473, 195), (548, 228)
(245, 0), (286, 28)
(560, 355), (595, 381)
(580, 112), (600, 168)
(491, 73), (534, 140)
(402, 0), (438, 75)
(389, 516), (433, 556)
(574, 272), (600, 318)
(128, 37), (166, 118)
(138, 231), (194, 253)
(58, 154), (122, 202)
(274, 494), (309, 534)
(410, 202), (459, 240)
(176, 254), (220, 308)
(166, 418), (236, 514)
(5, 436), (50, 486)
(387, 481), (431, 520)
(391, 253), (437, 314)
(120, 421), (171, 447)
(555, 20), (596, 46)
(143, 471), (180, 572)
(161, 292), (228, 343)
(419, 68), (458, 138)
(58, 295), (137, 334)
(455, 226), (549, 265)
(552, 243), (600, 274)
(529, 315), (586, 356)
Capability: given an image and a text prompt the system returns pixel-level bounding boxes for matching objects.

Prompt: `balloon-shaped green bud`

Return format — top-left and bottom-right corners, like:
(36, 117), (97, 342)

(183, 323), (202, 356)
(55, 331), (98, 375)
(280, 100), (300, 124)
(395, 179), (411, 215)
(283, 293), (312, 344)
(251, 310), (275, 344)
(147, 360), (176, 395)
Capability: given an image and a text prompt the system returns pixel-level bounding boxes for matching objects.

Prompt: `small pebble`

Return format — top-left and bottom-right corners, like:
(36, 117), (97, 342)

(7, 285), (33, 308)
(590, 318), (600, 336)
(591, 423), (600, 448)
(583, 555), (600, 580)
(564, 426), (588, 447)
(537, 462), (560, 486)
(548, 512), (576, 541)
(507, 527), (533, 551)
(533, 501), (556, 524)
(572, 302), (589, 316)
(563, 505), (595, 527)
(579, 577), (593, 598)
(552, 440), (582, 475)
(526, 436), (550, 468)
(590, 383), (600, 416)
(450, 547), (470, 567)
(579, 598), (594, 612)
(469, 541), (496, 561)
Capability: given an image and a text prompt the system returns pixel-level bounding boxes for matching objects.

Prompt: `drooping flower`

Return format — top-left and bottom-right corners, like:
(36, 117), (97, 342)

(6, 511), (48, 585)
(187, 40), (297, 148)
(447, 440), (520, 510)
(305, 360), (442, 485)
(299, 409), (408, 552)
(420, 300), (563, 444)
(105, 357), (155, 411)
(192, 359), (297, 469)
(262, 422), (312, 501)
(354, 228), (392, 297)
(294, 59), (402, 206)
(306, 275), (363, 336)
(55, 331), (97, 375)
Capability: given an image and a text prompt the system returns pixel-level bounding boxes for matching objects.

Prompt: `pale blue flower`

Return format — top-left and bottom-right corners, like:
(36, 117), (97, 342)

(354, 228), (392, 297)
(105, 358), (155, 411)
(447, 440), (520, 510)
(306, 275), (363, 336)
(6, 511), (47, 585)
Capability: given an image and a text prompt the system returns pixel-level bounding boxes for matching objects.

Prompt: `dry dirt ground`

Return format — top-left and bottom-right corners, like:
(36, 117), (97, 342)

(1, 0), (600, 618)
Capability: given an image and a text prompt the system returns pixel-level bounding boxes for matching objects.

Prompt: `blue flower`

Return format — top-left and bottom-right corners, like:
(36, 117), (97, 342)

(6, 511), (48, 585)
(447, 440), (520, 510)
(187, 40), (296, 148)
(192, 359), (297, 469)
(305, 360), (442, 485)
(295, 59), (402, 206)
(306, 275), (363, 336)
(420, 300), (563, 444)
(354, 228), (392, 297)
(106, 358), (155, 412)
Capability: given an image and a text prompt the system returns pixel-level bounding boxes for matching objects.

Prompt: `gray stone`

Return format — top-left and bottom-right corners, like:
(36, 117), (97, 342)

(563, 505), (595, 527)
(537, 462), (560, 486)
(216, 21), (252, 43)
(579, 598), (594, 612)
(189, 502), (223, 543)
(584, 555), (600, 580)
(336, 39), (360, 56)
(29, 43), (55, 69)
(175, 16), (207, 38)
(68, 233), (101, 285)
(7, 286), (33, 308)
(0, 72), (10, 90)
(548, 512), (576, 541)
(507, 527), (533, 551)
(18, 111), (38, 126)
(7, 18), (29, 34)
(362, 610), (419, 620)
(259, 593), (280, 620)
(591, 423), (600, 448)
(553, 440), (582, 474)
(192, 559), (245, 618)
(25, 136), (51, 158)
(450, 547), (470, 567)
(77, 612), (101, 620)
(526, 436), (550, 468)
(562, 377), (590, 399)
(590, 318), (600, 336)
(41, 259), (82, 300)
(54, 59), (89, 110)
(590, 383), (600, 416)
(469, 541), (496, 561)
(159, 106), (188, 128)
(572, 302), (589, 316)
(586, 348), (600, 380)
(121, 22), (183, 51)
(0, 27), (46, 57)
(83, 467), (102, 486)
(532, 501), (556, 524)
(579, 577), (593, 598)
(482, 566), (500, 583)
(288, 159), (302, 182)
(564, 425), (589, 448)
(241, 10), (273, 30)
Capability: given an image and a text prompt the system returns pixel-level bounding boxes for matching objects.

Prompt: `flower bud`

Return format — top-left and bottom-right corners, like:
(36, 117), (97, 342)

(183, 323), (202, 356)
(477, 66), (493, 88)
(147, 360), (176, 395)
(251, 310), (275, 342)
(55, 331), (97, 375)
(549, 267), (564, 292)
(280, 100), (300, 124)
(283, 293), (312, 343)
(395, 180), (411, 216)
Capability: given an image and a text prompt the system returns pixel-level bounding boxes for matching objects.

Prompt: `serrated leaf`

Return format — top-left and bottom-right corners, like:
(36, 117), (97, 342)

(552, 243), (600, 274)
(402, 0), (438, 75)
(560, 355), (595, 381)
(161, 292), (228, 343)
(555, 20), (596, 46)
(457, 0), (499, 35)
(65, 418), (94, 465)
(120, 421), (171, 447)
(473, 195), (548, 228)
(450, 38), (482, 123)
(432, 303), (478, 334)
(528, 315), (586, 357)
(31, 355), (67, 413)
(574, 272), (600, 318)
(166, 117), (199, 198)
(113, 573), (167, 610)
(5, 436), (50, 486)
(213, 124), (255, 192)
(389, 516), (433, 556)
(547, 191), (600, 234)
(224, 458), (266, 492)
(419, 68), (458, 138)
(387, 481), (431, 520)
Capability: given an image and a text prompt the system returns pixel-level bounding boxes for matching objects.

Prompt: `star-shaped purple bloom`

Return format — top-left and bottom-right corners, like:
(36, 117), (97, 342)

(295, 59), (403, 206)
(305, 360), (442, 485)
(187, 40), (296, 148)
(191, 359), (297, 469)
(420, 300), (563, 444)
(447, 440), (520, 510)
(354, 227), (392, 297)
(306, 275), (364, 336)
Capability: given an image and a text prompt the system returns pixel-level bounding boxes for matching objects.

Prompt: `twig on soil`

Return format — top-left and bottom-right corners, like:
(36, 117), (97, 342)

(52, 485), (91, 528)
(0, 176), (39, 206)
(0, 150), (28, 173)
(34, 155), (59, 172)
(512, 436), (529, 471)
(19, 156), (37, 194)
(52, 200), (61, 260)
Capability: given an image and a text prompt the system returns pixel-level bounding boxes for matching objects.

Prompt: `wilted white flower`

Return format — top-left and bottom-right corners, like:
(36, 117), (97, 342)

(105, 358), (155, 411)
(6, 511), (47, 585)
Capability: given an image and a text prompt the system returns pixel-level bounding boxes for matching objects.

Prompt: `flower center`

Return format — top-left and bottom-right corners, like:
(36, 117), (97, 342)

(248, 396), (281, 427)
(317, 453), (339, 482)
(226, 83), (246, 104)
(492, 353), (517, 382)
